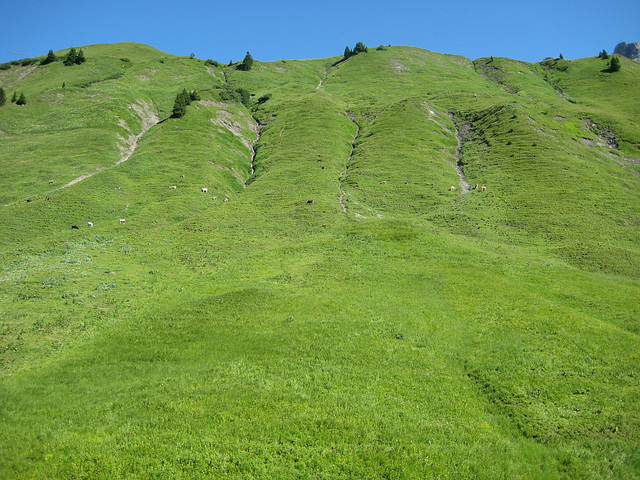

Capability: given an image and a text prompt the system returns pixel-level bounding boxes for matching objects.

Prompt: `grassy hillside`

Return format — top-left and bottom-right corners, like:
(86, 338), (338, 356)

(0, 43), (639, 479)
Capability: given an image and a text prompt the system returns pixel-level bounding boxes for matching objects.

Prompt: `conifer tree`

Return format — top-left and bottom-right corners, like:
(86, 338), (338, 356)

(171, 88), (192, 118)
(0, 86), (6, 107)
(238, 51), (253, 71)
(16, 92), (26, 105)
(610, 55), (621, 72)
(344, 46), (352, 59)
(354, 42), (368, 54)
(76, 49), (86, 64)
(11, 92), (17, 103)
(40, 49), (56, 65)
(64, 48), (78, 66)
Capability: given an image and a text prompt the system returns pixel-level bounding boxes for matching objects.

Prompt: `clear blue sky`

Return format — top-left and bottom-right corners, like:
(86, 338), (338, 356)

(1, 0), (638, 64)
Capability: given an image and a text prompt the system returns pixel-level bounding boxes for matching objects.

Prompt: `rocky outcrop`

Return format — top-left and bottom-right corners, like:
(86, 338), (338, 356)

(613, 42), (640, 62)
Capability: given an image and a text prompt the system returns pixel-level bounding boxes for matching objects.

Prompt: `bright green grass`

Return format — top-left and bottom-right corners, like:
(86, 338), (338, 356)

(1, 43), (639, 479)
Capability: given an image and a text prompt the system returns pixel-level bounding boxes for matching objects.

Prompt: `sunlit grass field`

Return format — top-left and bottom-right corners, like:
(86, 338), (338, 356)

(1, 42), (639, 478)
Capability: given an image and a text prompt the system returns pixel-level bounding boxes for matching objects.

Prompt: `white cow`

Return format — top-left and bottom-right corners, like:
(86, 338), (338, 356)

(120, 218), (126, 224)
(202, 188), (208, 193)
(88, 222), (93, 227)
(170, 185), (177, 189)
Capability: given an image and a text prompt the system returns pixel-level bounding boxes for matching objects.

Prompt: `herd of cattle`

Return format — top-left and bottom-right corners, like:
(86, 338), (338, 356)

(34, 177), (487, 230)
(31, 183), (228, 230)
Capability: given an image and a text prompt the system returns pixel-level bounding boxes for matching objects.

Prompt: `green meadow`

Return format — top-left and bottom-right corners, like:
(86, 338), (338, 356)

(0, 42), (639, 478)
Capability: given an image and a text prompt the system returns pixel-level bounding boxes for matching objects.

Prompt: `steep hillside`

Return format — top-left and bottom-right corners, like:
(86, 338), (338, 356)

(0, 43), (639, 479)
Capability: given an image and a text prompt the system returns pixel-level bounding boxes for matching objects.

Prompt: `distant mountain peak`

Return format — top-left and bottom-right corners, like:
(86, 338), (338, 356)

(613, 41), (640, 62)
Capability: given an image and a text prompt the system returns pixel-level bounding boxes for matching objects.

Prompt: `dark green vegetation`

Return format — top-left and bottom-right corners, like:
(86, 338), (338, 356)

(1, 42), (639, 478)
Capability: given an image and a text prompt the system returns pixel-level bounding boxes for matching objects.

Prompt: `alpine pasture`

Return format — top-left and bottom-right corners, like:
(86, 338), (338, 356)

(0, 43), (639, 478)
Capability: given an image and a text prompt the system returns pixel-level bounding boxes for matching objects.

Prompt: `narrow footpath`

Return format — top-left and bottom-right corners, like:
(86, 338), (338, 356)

(62, 100), (159, 189)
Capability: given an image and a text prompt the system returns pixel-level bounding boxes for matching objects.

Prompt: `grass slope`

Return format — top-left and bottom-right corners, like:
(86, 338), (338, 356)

(0, 43), (639, 479)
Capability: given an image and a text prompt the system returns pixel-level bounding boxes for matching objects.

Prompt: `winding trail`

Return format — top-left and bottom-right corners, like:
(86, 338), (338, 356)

(339, 113), (360, 213)
(448, 113), (472, 193)
(316, 69), (328, 89)
(62, 100), (159, 189)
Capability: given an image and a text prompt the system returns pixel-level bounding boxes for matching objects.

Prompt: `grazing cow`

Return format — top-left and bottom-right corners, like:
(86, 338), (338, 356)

(71, 225), (79, 230)
(223, 198), (229, 203)
(88, 222), (93, 227)
(170, 185), (177, 189)
(46, 196), (50, 201)
(474, 184), (479, 190)
(202, 188), (208, 193)
(26, 199), (33, 203)
(180, 175), (185, 178)
(212, 196), (217, 201)
(49, 180), (56, 184)
(120, 218), (126, 224)
(306, 199), (314, 204)
(406, 180), (411, 184)
(481, 186), (487, 191)
(450, 186), (456, 191)
(473, 94), (478, 98)
(381, 181), (387, 185)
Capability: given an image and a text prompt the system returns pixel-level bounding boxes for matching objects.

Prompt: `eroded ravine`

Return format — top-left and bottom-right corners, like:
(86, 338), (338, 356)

(448, 113), (472, 193)
(339, 113), (360, 213)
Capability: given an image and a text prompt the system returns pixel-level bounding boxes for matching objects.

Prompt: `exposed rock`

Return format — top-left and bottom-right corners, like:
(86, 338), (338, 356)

(613, 42), (640, 62)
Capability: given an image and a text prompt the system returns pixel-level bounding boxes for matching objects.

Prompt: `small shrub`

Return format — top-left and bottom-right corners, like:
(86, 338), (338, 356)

(96, 281), (117, 291)
(257, 94), (271, 105)
(120, 58), (131, 63)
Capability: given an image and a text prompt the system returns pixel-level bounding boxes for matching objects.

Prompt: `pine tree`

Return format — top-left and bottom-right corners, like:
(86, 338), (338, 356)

(238, 51), (253, 71)
(610, 55), (621, 72)
(16, 92), (26, 106)
(64, 48), (78, 66)
(344, 46), (352, 59)
(354, 42), (368, 54)
(76, 49), (86, 64)
(40, 49), (56, 65)
(171, 88), (192, 118)
(0, 86), (6, 107)
(11, 92), (17, 103)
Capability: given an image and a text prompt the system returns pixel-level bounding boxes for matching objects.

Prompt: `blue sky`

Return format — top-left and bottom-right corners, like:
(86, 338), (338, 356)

(1, 0), (638, 64)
